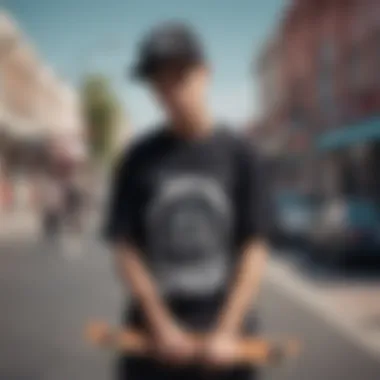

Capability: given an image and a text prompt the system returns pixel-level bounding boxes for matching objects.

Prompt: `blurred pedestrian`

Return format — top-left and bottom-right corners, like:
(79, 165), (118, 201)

(64, 173), (84, 234)
(104, 22), (269, 380)
(41, 172), (63, 241)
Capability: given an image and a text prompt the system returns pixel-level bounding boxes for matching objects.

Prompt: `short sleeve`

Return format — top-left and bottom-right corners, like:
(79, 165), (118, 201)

(234, 141), (271, 248)
(102, 149), (139, 245)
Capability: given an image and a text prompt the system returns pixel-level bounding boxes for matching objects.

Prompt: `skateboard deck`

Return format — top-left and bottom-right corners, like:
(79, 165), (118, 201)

(85, 321), (301, 367)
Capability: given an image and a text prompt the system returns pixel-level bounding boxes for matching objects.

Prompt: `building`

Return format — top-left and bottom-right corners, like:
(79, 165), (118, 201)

(0, 10), (84, 210)
(254, 0), (380, 200)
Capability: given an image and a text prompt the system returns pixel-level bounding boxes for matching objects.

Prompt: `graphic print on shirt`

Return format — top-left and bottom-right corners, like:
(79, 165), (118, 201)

(146, 174), (232, 296)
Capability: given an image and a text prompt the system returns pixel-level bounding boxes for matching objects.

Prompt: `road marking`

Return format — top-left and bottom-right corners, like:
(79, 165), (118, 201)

(266, 258), (380, 362)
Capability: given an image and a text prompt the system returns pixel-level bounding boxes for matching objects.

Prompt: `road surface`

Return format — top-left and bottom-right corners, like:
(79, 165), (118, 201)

(0, 235), (379, 380)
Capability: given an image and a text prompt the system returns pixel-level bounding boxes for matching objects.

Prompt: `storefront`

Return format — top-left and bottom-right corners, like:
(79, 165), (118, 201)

(316, 116), (380, 201)
(0, 113), (47, 210)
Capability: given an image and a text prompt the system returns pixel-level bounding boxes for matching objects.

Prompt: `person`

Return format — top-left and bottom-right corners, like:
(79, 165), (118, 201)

(65, 173), (84, 233)
(104, 21), (269, 380)
(41, 171), (63, 241)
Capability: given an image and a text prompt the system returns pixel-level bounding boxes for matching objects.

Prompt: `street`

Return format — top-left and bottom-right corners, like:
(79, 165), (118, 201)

(1, 235), (380, 380)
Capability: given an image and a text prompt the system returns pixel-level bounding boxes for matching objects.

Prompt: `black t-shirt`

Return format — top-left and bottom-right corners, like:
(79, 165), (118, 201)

(104, 126), (268, 329)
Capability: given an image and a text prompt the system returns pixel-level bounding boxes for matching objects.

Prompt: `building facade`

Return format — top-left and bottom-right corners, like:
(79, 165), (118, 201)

(254, 0), (380, 200)
(0, 10), (84, 210)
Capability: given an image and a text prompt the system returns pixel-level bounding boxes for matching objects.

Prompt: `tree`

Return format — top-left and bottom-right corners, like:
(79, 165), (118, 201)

(81, 74), (122, 165)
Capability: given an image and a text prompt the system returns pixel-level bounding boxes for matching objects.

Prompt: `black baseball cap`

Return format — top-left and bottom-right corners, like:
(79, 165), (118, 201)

(130, 21), (206, 81)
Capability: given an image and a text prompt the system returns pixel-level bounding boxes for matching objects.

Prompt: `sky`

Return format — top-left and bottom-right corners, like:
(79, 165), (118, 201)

(3, 0), (284, 134)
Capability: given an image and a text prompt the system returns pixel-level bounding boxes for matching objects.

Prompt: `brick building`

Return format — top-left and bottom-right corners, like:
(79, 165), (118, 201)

(254, 0), (380, 199)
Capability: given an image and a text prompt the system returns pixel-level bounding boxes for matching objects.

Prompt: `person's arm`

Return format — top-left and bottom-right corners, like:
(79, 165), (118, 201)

(218, 145), (270, 334)
(215, 238), (268, 336)
(204, 144), (270, 367)
(113, 242), (182, 338)
(104, 150), (196, 363)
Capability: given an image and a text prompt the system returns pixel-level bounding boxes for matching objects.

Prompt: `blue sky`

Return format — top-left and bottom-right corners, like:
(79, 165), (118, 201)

(4, 0), (284, 134)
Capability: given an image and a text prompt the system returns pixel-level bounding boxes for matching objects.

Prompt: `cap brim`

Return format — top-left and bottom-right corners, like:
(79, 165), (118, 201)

(128, 54), (203, 82)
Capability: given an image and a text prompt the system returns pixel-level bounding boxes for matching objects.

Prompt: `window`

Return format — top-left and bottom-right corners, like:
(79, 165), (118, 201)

(352, 1), (370, 41)
(348, 47), (360, 89)
(317, 40), (336, 125)
(320, 41), (335, 66)
(377, 31), (380, 83)
(262, 59), (280, 114)
(290, 104), (304, 130)
(318, 41), (335, 87)
(348, 45), (370, 91)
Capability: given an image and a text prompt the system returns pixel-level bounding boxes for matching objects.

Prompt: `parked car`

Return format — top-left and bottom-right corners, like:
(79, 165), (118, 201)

(309, 197), (380, 267)
(270, 191), (320, 249)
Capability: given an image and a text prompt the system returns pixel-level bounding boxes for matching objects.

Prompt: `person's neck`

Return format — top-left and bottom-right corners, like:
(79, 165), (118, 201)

(171, 108), (213, 140)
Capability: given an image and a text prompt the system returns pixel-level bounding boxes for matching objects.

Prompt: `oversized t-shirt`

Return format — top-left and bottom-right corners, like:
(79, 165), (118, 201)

(104, 126), (268, 303)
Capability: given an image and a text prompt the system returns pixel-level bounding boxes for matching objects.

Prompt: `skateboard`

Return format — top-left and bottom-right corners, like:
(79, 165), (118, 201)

(85, 321), (301, 367)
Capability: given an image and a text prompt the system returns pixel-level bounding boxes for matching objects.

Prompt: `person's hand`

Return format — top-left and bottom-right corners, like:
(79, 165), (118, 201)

(201, 331), (239, 369)
(151, 324), (197, 366)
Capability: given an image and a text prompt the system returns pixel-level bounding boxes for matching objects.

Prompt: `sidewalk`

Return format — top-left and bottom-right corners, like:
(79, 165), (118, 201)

(267, 255), (380, 361)
(0, 209), (39, 242)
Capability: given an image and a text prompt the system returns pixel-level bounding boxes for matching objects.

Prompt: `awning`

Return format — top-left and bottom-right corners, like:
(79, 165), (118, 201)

(48, 134), (87, 163)
(0, 109), (44, 140)
(317, 117), (380, 151)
